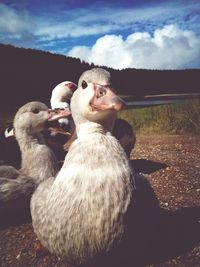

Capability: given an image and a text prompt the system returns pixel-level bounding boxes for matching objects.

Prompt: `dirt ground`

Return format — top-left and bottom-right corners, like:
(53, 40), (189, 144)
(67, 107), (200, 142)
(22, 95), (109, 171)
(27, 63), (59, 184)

(0, 135), (199, 267)
(133, 135), (200, 267)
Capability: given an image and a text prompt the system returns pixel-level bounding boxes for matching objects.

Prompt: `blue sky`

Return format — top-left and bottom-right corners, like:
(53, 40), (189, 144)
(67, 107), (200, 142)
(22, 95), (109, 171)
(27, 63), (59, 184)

(0, 0), (200, 69)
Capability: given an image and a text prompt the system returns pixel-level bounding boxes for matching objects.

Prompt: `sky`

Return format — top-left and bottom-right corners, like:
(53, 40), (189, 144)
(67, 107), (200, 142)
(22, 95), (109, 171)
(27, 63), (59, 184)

(0, 0), (200, 69)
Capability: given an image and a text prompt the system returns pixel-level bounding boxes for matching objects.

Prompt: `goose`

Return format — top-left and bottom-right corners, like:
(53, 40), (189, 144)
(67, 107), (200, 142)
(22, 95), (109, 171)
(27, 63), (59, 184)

(14, 101), (69, 184)
(31, 73), (136, 266)
(50, 81), (77, 129)
(0, 101), (70, 226)
(31, 68), (200, 267)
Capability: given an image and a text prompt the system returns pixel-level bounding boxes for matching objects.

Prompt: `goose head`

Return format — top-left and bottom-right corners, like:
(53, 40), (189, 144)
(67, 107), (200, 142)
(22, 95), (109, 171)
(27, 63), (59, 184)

(78, 67), (111, 88)
(50, 81), (77, 110)
(71, 70), (125, 133)
(13, 101), (70, 136)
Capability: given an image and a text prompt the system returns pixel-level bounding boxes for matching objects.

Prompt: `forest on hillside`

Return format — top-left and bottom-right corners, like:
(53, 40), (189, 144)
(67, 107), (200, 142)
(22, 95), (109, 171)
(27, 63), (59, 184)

(0, 43), (200, 111)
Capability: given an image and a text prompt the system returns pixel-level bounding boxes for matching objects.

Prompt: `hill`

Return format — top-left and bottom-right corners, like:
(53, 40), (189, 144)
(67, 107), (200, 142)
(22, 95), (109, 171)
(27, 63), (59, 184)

(0, 44), (200, 111)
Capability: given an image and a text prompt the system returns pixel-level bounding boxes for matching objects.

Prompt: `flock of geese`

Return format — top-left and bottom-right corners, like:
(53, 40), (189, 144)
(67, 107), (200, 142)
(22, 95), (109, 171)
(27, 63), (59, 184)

(0, 67), (200, 267)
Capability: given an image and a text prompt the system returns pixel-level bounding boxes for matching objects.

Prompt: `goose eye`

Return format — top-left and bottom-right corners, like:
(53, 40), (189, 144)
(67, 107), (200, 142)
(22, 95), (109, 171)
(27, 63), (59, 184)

(81, 80), (88, 89)
(32, 108), (40, 114)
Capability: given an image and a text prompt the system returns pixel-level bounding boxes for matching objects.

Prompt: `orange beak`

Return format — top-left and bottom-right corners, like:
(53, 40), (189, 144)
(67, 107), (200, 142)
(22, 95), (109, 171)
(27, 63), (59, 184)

(48, 109), (71, 121)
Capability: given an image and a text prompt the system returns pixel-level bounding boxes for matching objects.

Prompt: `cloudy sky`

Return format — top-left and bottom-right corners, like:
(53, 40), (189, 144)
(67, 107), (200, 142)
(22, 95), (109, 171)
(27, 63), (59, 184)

(0, 0), (200, 69)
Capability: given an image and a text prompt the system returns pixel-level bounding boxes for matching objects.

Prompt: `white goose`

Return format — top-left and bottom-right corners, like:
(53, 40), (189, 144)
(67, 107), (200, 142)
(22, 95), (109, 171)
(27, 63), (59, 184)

(31, 70), (135, 266)
(15, 101), (63, 184)
(50, 81), (77, 128)
(0, 101), (70, 226)
(31, 69), (200, 266)
(0, 102), (59, 182)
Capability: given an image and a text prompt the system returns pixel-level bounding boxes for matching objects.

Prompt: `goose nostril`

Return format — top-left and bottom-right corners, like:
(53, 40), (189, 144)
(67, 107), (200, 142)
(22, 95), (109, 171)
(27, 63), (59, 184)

(97, 88), (106, 98)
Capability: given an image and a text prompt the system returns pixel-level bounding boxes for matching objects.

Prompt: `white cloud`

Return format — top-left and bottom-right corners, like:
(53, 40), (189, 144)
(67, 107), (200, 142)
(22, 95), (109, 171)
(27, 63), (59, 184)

(36, 22), (122, 40)
(0, 3), (34, 35)
(67, 24), (200, 69)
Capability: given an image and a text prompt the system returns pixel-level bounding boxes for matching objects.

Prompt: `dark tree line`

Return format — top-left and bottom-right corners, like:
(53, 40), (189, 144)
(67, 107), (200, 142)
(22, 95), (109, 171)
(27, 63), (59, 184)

(0, 44), (200, 111)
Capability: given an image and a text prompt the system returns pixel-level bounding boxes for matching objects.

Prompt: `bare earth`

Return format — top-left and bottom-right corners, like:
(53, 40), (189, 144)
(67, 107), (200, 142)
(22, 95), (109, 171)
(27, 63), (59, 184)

(0, 135), (200, 267)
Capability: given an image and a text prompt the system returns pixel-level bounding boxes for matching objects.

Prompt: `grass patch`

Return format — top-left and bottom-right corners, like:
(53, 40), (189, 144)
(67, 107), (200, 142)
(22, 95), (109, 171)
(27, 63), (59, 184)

(119, 99), (200, 135)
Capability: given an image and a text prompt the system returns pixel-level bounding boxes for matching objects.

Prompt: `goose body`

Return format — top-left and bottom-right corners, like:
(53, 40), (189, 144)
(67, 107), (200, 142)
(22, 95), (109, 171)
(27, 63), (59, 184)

(31, 69), (135, 265)
(0, 165), (20, 179)
(113, 118), (136, 158)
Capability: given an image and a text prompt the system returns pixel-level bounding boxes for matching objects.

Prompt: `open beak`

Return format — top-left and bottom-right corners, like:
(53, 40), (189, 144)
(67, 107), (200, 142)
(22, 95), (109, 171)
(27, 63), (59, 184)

(90, 84), (125, 112)
(48, 109), (71, 121)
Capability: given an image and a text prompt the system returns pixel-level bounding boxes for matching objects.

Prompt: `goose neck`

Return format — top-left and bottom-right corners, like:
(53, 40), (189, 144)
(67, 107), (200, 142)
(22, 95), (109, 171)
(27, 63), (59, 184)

(15, 129), (45, 150)
(76, 122), (106, 137)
